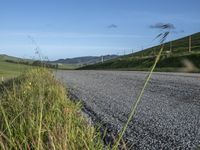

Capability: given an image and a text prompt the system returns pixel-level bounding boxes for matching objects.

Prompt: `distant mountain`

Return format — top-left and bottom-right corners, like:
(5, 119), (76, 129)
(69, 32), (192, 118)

(51, 55), (119, 65)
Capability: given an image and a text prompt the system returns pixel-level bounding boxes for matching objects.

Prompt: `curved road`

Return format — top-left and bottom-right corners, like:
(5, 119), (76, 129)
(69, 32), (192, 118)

(55, 70), (200, 149)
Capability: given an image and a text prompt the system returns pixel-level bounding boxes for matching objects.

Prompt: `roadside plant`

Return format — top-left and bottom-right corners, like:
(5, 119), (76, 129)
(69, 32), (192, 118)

(112, 24), (172, 150)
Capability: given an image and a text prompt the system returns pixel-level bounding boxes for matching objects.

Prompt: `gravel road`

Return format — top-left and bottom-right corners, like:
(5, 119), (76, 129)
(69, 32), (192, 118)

(55, 70), (200, 149)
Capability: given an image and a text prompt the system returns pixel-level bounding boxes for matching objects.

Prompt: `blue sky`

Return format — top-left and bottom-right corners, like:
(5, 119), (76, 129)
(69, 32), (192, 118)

(0, 0), (200, 60)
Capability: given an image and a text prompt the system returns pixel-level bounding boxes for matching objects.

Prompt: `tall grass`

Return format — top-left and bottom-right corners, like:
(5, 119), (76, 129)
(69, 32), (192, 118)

(112, 45), (164, 149)
(0, 68), (106, 150)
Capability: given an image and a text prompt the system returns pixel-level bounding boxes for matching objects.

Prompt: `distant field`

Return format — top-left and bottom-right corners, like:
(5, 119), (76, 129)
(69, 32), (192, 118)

(0, 54), (35, 80)
(0, 54), (77, 81)
(0, 61), (31, 80)
(53, 63), (78, 70)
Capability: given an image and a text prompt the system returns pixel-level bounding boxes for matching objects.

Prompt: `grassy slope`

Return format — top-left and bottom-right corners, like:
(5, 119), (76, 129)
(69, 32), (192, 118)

(80, 32), (200, 72)
(0, 69), (105, 150)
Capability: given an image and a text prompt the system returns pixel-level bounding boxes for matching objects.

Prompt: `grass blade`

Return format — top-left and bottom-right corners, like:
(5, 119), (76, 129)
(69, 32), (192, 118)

(113, 45), (164, 150)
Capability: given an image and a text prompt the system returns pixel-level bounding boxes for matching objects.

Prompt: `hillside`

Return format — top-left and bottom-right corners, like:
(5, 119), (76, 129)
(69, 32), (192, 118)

(79, 32), (200, 72)
(52, 55), (118, 65)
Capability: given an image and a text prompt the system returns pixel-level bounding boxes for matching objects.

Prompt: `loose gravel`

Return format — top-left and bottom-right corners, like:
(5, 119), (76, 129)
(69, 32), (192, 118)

(55, 70), (200, 149)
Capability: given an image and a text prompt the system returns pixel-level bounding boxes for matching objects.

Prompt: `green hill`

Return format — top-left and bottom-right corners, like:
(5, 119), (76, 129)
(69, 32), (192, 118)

(79, 32), (200, 72)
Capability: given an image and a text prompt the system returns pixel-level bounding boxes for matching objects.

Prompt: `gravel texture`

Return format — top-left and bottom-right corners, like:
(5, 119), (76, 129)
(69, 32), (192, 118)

(55, 70), (200, 149)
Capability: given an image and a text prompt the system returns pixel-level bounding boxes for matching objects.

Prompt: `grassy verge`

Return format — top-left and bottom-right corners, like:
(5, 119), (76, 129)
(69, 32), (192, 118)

(0, 68), (105, 150)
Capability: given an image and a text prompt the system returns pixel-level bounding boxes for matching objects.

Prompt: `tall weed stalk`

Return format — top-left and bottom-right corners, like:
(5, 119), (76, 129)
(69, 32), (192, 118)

(113, 27), (171, 149)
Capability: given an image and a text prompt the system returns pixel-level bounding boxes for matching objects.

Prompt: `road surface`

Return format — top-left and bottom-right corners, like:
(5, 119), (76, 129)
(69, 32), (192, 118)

(55, 70), (200, 149)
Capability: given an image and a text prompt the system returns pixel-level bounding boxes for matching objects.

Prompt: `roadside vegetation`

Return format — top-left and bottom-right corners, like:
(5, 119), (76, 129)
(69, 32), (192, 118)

(0, 68), (106, 150)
